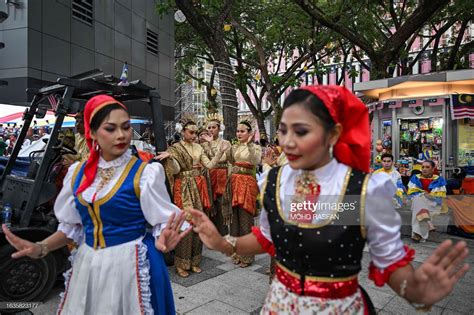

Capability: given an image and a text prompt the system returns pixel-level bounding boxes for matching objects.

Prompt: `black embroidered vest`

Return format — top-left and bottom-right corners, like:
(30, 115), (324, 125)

(263, 166), (369, 278)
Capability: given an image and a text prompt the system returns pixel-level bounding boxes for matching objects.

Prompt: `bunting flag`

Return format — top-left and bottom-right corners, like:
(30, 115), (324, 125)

(451, 94), (474, 119)
(427, 98), (445, 106)
(407, 99), (422, 108)
(387, 100), (402, 109)
(47, 94), (60, 111)
(420, 51), (431, 73)
(118, 61), (129, 86)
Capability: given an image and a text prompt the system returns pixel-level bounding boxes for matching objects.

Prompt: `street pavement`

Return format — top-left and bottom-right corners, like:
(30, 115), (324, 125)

(24, 232), (474, 315)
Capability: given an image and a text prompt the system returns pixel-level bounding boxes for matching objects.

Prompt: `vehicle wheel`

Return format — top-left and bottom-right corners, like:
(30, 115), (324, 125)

(0, 244), (57, 304)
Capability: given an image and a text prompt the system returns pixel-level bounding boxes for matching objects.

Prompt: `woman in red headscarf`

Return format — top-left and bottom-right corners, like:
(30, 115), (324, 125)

(2, 95), (191, 314)
(189, 86), (469, 314)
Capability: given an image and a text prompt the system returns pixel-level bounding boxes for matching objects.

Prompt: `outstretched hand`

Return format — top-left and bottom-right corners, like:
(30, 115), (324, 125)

(262, 148), (277, 166)
(413, 239), (469, 305)
(188, 209), (223, 251)
(154, 151), (170, 161)
(2, 224), (42, 259)
(155, 212), (192, 253)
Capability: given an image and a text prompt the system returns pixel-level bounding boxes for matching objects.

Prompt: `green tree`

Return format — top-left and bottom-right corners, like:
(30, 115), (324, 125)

(294, 0), (452, 79)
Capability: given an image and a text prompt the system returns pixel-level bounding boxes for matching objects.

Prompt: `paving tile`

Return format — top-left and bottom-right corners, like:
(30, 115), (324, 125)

(188, 270), (268, 313)
(202, 247), (228, 263)
(172, 283), (215, 314)
(216, 262), (240, 271)
(363, 287), (394, 309)
(185, 300), (248, 315)
(167, 256), (226, 287)
(254, 255), (271, 269)
(441, 309), (471, 315)
(381, 296), (443, 315)
(249, 306), (262, 314)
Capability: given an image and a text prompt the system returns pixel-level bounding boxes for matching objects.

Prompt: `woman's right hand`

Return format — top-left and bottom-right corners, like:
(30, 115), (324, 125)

(188, 209), (225, 251)
(262, 148), (277, 166)
(2, 224), (42, 259)
(155, 151), (170, 161)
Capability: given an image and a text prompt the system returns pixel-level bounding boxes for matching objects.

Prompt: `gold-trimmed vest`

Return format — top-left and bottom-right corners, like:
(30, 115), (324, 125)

(72, 157), (147, 249)
(262, 166), (370, 278)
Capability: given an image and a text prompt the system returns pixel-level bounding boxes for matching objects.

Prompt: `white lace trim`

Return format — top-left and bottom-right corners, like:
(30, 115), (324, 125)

(57, 223), (84, 245)
(98, 149), (132, 169)
(56, 249), (77, 315)
(81, 151), (133, 202)
(136, 242), (154, 315)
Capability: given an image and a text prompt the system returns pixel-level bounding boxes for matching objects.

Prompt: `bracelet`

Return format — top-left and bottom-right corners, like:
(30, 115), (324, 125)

(35, 241), (49, 258)
(223, 235), (237, 257)
(400, 279), (432, 312)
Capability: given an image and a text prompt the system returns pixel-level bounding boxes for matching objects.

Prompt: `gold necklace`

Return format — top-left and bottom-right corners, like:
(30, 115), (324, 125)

(97, 167), (116, 193)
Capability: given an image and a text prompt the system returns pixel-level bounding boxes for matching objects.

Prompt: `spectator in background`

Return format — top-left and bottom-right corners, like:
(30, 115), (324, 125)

(5, 134), (17, 155)
(0, 136), (8, 156)
(0, 124), (4, 137)
(33, 120), (39, 135)
(63, 111), (88, 164)
(43, 120), (50, 134)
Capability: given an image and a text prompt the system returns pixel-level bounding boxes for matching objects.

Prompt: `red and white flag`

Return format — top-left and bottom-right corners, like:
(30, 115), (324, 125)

(387, 100), (402, 109)
(47, 94), (59, 111)
(427, 98), (445, 106)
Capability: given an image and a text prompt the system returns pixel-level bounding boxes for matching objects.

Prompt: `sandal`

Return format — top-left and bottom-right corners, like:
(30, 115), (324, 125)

(191, 266), (202, 273)
(411, 234), (422, 242)
(176, 268), (190, 278)
(239, 262), (251, 268)
(231, 256), (240, 265)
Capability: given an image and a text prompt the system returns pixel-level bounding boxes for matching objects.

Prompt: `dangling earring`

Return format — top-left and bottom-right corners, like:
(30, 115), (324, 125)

(329, 145), (334, 160)
(93, 140), (100, 151)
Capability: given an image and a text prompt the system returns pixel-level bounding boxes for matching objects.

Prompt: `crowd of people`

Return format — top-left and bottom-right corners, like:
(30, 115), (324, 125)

(0, 120), (52, 157)
(2, 86), (469, 314)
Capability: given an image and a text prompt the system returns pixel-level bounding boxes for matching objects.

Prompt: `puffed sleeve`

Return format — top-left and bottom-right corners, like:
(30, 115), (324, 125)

(139, 162), (189, 237)
(252, 170), (275, 256)
(365, 173), (415, 286)
(54, 162), (84, 244)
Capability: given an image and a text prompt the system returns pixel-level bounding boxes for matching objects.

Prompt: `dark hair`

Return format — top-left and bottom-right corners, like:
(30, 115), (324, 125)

(238, 121), (252, 131)
(90, 103), (128, 132)
(381, 153), (394, 161)
(183, 121), (196, 129)
(423, 160), (436, 168)
(283, 89), (335, 132)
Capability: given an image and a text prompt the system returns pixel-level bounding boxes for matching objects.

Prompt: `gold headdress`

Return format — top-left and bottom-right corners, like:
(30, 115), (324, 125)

(238, 117), (254, 131)
(175, 112), (198, 132)
(205, 112), (225, 131)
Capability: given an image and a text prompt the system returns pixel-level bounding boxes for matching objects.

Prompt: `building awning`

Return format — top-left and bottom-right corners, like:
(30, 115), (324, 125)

(354, 69), (474, 101)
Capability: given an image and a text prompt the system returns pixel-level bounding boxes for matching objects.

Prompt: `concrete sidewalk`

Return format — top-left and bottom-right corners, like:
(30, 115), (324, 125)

(34, 233), (474, 315)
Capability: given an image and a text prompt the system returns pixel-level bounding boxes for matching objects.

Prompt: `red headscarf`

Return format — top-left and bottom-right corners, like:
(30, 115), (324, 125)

(300, 85), (370, 173)
(75, 95), (127, 195)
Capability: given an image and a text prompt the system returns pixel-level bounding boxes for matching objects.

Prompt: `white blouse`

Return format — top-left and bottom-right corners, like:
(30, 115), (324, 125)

(55, 150), (185, 245)
(258, 159), (406, 270)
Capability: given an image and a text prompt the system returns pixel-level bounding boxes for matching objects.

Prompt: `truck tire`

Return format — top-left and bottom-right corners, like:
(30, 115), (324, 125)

(0, 244), (57, 305)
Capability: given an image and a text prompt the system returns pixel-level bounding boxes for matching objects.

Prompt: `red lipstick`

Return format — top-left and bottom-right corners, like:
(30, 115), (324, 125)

(286, 154), (301, 161)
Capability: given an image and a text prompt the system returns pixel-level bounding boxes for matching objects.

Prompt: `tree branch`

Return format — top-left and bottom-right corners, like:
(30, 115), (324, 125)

(293, 0), (375, 55)
(446, 18), (470, 70)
